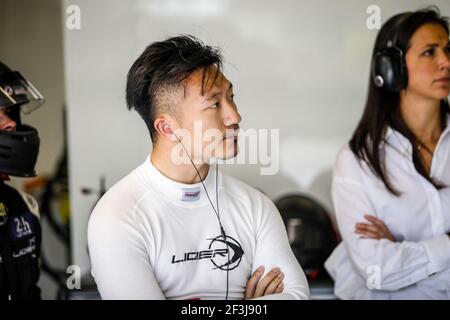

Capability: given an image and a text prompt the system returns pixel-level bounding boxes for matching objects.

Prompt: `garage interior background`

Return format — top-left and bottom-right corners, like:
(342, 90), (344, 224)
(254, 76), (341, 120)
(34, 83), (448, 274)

(1, 0), (449, 299)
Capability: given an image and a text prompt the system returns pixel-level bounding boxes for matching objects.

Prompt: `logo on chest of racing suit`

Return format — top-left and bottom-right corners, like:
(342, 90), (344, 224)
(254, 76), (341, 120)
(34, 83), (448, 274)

(12, 236), (37, 259)
(8, 212), (34, 241)
(171, 235), (244, 271)
(181, 187), (201, 202)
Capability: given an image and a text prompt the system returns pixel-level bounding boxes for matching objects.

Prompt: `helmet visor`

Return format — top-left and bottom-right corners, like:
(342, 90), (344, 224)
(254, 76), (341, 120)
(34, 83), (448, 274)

(0, 71), (45, 114)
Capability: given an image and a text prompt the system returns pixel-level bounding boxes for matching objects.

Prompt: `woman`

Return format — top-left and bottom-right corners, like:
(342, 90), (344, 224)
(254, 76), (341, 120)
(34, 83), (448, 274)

(325, 8), (450, 299)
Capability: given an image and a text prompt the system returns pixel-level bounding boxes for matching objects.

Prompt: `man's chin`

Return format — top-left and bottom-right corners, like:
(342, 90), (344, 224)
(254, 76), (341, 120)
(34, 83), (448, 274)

(221, 147), (239, 160)
(207, 143), (239, 162)
(210, 149), (238, 161)
(222, 154), (237, 160)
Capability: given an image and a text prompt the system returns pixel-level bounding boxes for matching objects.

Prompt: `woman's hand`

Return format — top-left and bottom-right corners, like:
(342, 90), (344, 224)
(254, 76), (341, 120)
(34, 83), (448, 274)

(244, 266), (284, 299)
(355, 214), (395, 242)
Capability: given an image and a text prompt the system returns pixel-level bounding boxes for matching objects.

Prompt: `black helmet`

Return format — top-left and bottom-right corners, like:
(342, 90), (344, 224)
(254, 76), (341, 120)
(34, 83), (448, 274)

(275, 194), (339, 281)
(0, 61), (44, 177)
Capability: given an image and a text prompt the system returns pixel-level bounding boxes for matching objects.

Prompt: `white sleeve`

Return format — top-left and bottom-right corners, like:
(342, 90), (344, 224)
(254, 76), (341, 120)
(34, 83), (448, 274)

(87, 207), (165, 300)
(333, 175), (450, 292)
(251, 194), (310, 300)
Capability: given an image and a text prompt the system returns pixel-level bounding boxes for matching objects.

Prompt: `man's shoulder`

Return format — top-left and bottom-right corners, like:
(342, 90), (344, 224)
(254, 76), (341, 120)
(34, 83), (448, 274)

(90, 168), (150, 222)
(0, 183), (40, 219)
(17, 190), (40, 219)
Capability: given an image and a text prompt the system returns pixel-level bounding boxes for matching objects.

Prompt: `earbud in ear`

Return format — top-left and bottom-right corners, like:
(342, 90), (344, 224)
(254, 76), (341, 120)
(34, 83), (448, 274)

(162, 123), (178, 141)
(163, 124), (172, 134)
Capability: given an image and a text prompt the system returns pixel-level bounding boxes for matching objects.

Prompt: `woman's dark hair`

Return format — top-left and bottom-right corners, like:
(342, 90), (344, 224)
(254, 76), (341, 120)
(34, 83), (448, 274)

(126, 35), (223, 142)
(350, 7), (450, 195)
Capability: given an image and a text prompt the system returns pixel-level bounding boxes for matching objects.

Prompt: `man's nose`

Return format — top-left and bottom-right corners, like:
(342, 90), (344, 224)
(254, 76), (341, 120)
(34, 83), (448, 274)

(223, 103), (241, 127)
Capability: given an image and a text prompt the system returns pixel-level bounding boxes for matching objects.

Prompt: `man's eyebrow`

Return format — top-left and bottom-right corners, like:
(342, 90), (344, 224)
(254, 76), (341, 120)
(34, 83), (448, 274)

(205, 83), (234, 101)
(205, 91), (222, 101)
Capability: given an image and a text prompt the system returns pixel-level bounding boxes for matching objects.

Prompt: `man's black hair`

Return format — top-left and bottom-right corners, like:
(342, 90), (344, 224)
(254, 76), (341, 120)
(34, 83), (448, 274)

(126, 35), (223, 142)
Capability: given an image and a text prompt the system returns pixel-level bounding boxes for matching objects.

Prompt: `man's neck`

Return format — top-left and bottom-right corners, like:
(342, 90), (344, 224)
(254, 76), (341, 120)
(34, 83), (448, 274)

(400, 90), (442, 144)
(150, 145), (210, 185)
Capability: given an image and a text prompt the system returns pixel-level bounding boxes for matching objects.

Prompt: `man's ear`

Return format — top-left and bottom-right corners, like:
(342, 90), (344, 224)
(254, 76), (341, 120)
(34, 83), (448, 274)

(154, 116), (177, 141)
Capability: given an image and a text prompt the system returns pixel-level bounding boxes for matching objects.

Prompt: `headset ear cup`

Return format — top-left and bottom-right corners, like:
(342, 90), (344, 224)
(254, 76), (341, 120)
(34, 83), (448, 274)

(372, 52), (386, 88)
(372, 47), (404, 92)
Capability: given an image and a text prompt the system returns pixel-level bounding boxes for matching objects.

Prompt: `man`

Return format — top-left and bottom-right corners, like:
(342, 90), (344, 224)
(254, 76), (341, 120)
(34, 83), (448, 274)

(0, 61), (43, 300)
(88, 35), (309, 300)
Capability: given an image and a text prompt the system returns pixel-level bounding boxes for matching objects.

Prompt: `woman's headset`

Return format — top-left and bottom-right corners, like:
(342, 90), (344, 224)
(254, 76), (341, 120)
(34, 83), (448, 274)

(372, 13), (412, 92)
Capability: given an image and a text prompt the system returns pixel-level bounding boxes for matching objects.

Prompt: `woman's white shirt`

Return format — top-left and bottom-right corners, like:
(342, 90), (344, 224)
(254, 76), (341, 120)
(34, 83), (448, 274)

(325, 116), (450, 299)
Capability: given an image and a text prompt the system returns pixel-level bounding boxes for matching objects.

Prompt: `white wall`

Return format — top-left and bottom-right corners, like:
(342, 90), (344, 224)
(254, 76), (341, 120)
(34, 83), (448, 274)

(63, 0), (450, 275)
